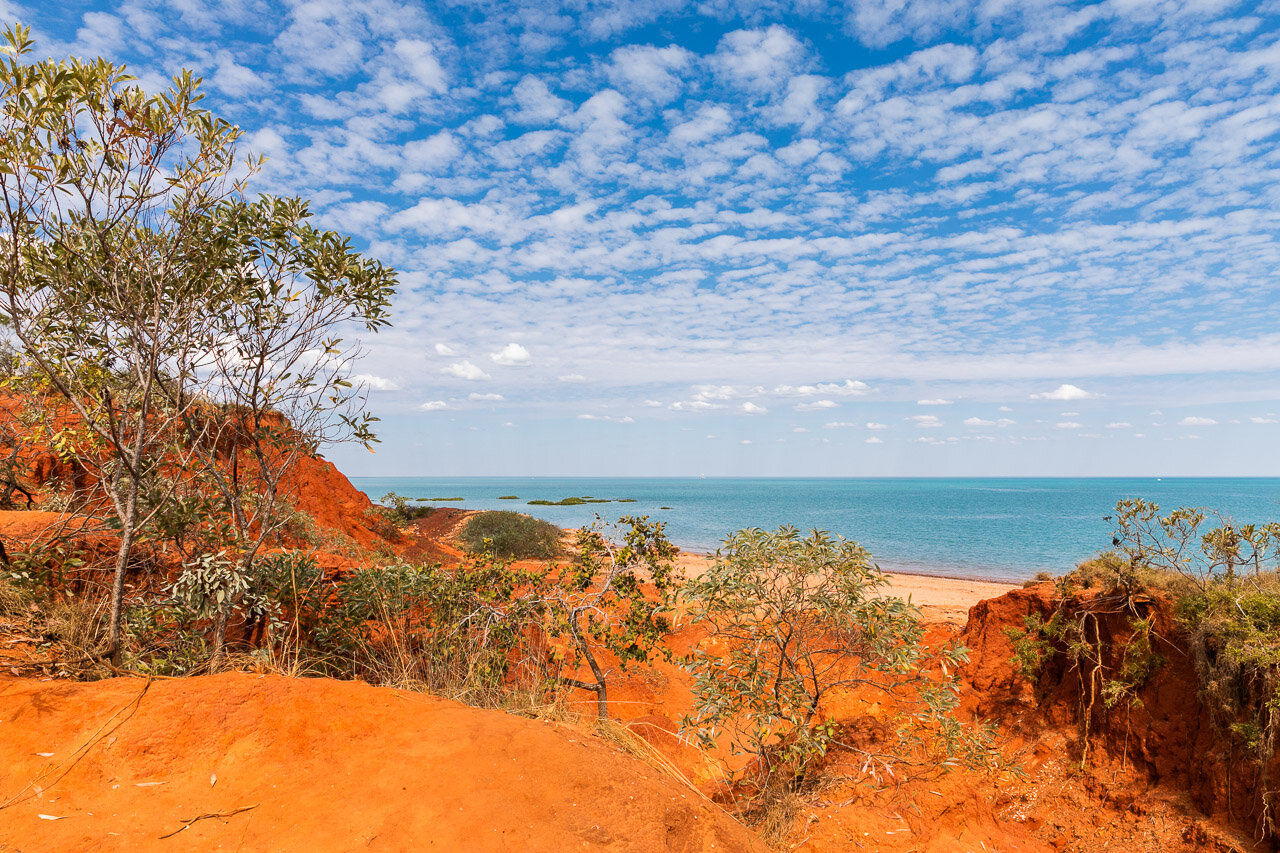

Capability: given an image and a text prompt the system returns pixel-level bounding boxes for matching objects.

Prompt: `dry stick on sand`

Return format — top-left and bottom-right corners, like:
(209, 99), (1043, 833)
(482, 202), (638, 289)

(0, 678), (152, 810)
(158, 804), (259, 839)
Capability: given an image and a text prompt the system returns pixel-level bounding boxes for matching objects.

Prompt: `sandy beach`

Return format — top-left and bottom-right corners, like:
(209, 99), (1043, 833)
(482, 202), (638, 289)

(675, 552), (1022, 626)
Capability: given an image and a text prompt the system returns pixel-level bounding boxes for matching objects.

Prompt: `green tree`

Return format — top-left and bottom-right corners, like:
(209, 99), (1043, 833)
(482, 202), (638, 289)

(168, 194), (394, 666)
(0, 26), (396, 666)
(1108, 498), (1280, 590)
(543, 516), (682, 719)
(681, 526), (969, 794)
(0, 25), (248, 663)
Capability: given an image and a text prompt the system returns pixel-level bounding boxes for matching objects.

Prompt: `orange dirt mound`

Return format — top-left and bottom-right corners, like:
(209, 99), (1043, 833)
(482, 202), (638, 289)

(0, 672), (764, 852)
(281, 454), (389, 550)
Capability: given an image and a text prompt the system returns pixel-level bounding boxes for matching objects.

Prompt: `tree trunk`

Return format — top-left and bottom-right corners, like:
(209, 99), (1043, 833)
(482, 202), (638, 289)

(210, 604), (228, 671)
(105, 483), (139, 667)
(567, 611), (610, 720)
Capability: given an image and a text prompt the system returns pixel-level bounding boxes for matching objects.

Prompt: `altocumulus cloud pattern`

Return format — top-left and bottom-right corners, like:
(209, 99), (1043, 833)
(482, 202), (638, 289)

(24, 0), (1280, 475)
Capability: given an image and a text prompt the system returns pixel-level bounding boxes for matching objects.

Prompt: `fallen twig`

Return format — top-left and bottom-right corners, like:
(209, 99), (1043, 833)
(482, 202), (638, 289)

(0, 677), (151, 811)
(159, 804), (258, 839)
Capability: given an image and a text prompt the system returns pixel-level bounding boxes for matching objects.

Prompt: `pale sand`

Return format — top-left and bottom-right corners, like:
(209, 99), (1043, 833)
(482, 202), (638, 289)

(675, 552), (1021, 626)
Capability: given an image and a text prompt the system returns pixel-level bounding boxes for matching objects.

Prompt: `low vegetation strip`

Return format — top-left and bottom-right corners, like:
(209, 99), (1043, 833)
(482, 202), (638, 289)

(527, 496), (636, 506)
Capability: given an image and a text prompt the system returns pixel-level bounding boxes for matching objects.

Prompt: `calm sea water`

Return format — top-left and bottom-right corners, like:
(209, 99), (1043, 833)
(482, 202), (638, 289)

(348, 477), (1280, 582)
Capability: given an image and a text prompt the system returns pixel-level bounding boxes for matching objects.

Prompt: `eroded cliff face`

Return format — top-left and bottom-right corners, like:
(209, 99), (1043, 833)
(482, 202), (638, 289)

(960, 583), (1272, 851)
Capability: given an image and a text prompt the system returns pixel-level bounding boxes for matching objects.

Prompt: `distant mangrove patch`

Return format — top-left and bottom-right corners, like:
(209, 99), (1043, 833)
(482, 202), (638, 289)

(526, 496), (635, 506)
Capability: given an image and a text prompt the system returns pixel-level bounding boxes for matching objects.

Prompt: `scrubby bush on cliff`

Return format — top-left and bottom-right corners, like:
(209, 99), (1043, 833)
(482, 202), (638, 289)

(460, 511), (564, 560)
(1010, 499), (1280, 838)
(681, 526), (980, 807)
(317, 554), (552, 704)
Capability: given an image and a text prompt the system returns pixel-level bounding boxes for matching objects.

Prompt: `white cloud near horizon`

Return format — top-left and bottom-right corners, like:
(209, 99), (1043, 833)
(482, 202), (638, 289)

(1032, 384), (1097, 401)
(490, 343), (532, 366)
(442, 361), (491, 381)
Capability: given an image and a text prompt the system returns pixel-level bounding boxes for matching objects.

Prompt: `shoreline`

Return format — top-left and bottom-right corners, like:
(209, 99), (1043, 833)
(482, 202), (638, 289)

(674, 552), (1024, 626)
(674, 548), (1032, 586)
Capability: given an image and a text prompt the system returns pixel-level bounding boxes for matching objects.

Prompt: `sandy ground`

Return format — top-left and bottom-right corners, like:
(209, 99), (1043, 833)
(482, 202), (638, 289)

(675, 552), (1021, 626)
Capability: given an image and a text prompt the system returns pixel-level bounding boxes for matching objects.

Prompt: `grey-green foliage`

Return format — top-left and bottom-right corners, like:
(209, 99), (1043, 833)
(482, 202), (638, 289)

(0, 24), (396, 666)
(682, 526), (972, 794)
(168, 550), (284, 631)
(0, 24), (250, 662)
(1103, 499), (1280, 837)
(459, 511), (563, 559)
(1109, 498), (1280, 589)
(316, 553), (553, 705)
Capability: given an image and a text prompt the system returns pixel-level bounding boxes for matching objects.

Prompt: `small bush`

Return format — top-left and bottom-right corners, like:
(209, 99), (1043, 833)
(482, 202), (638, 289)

(459, 511), (563, 559)
(314, 554), (554, 707)
(682, 526), (981, 802)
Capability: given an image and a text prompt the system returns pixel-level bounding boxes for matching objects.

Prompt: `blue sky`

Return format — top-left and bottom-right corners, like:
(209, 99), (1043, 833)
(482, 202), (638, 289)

(21, 0), (1280, 476)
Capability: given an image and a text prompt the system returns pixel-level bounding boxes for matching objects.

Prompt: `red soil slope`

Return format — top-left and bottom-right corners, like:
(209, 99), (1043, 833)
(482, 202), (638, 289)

(282, 453), (389, 549)
(0, 672), (764, 852)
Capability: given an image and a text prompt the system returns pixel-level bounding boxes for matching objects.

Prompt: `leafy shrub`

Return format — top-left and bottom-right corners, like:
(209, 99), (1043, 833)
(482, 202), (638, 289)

(682, 526), (978, 801)
(543, 516), (682, 718)
(315, 554), (553, 706)
(459, 511), (563, 559)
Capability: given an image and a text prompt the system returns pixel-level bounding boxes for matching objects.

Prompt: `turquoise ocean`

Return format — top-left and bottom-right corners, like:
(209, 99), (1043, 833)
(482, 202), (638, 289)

(349, 477), (1280, 583)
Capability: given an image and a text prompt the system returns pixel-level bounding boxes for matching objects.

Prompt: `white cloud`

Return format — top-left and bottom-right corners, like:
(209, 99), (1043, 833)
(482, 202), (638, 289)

(578, 414), (635, 423)
(741, 401), (768, 414)
(865, 436), (884, 444)
(917, 398), (953, 406)
(712, 26), (805, 92)
(907, 415), (943, 428)
(774, 380), (869, 397)
(490, 343), (531, 366)
(559, 374), (586, 382)
(740, 439), (752, 445)
(352, 373), (400, 391)
(1251, 416), (1278, 424)
(469, 392), (504, 401)
(509, 75), (569, 124)
(59, 0), (1280, 478)
(1031, 384), (1097, 401)
(1105, 422), (1132, 429)
(792, 427), (809, 433)
(405, 131), (460, 170)
(1178, 416), (1217, 426)
(442, 361), (491, 381)
(607, 44), (693, 105)
(794, 400), (838, 411)
(418, 400), (449, 411)
(823, 421), (858, 428)
(1056, 421), (1084, 429)
(866, 422), (888, 430)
